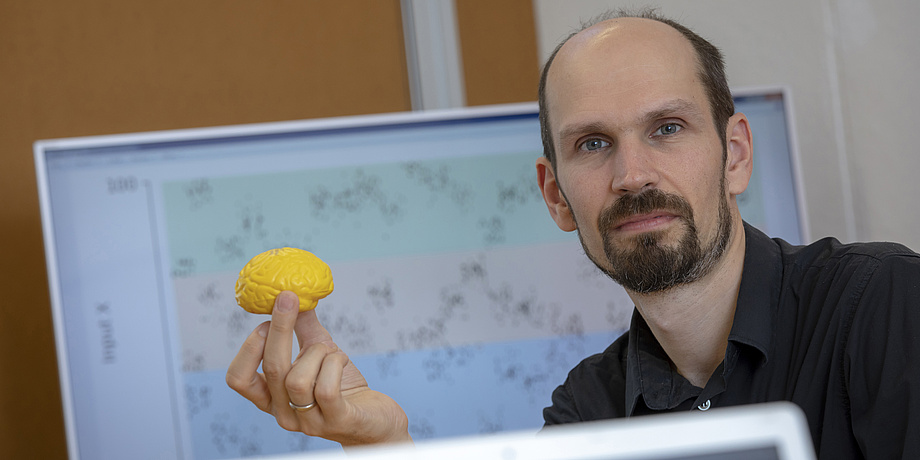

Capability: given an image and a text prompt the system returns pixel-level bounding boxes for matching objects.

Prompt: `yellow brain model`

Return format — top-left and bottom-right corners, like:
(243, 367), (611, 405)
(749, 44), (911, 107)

(235, 247), (334, 314)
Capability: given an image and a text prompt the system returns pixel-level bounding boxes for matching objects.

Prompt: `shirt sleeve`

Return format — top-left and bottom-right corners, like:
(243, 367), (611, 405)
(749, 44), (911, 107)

(845, 250), (920, 459)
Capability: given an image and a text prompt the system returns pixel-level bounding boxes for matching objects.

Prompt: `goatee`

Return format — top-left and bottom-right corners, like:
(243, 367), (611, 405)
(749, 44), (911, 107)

(581, 187), (732, 293)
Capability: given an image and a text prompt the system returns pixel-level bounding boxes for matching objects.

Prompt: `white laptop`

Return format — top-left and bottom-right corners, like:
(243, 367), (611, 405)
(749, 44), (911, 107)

(265, 402), (816, 460)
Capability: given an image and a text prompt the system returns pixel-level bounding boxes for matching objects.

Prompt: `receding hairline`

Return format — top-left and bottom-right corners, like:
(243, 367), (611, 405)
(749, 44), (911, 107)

(558, 16), (689, 53)
(544, 16), (703, 121)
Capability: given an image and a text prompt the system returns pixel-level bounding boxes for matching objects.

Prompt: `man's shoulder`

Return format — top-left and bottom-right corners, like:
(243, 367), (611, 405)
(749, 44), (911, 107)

(567, 331), (629, 381)
(544, 331), (631, 425)
(778, 234), (919, 273)
(743, 224), (920, 317)
(773, 235), (920, 317)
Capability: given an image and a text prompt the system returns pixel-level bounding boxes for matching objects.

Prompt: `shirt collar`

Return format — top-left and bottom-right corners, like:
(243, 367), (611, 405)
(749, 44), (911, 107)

(623, 221), (783, 415)
(625, 311), (667, 415)
(728, 222), (782, 364)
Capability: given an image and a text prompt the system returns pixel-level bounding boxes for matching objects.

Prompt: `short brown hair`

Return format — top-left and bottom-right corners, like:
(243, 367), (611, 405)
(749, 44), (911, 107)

(538, 8), (735, 169)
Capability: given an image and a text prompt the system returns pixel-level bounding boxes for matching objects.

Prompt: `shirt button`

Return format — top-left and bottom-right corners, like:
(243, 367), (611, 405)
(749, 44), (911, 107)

(697, 400), (711, 411)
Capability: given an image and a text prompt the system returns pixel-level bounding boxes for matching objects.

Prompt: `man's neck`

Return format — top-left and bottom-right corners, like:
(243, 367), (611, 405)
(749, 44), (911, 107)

(628, 222), (747, 388)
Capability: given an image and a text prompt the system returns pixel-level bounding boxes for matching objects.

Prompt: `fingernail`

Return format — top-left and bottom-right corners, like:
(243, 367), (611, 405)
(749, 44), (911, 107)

(275, 292), (296, 313)
(257, 323), (268, 337)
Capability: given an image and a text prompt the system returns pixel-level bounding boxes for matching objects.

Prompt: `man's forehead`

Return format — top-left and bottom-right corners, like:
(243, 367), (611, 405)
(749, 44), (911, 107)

(550, 17), (695, 84)
(545, 17), (701, 124)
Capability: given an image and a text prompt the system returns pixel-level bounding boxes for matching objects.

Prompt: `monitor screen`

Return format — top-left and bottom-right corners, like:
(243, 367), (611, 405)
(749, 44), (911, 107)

(35, 93), (804, 459)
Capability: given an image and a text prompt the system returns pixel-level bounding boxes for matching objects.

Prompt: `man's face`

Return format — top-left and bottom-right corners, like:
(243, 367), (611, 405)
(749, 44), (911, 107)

(542, 18), (734, 293)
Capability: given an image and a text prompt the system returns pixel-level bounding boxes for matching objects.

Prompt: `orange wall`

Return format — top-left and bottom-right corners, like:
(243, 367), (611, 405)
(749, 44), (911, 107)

(456, 0), (539, 106)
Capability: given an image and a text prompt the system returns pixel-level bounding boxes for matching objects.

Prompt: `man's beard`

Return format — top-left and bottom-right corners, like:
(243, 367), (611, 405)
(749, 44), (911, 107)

(576, 186), (732, 294)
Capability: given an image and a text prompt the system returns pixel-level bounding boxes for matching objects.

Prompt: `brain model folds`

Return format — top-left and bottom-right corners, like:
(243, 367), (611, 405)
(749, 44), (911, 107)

(235, 247), (334, 314)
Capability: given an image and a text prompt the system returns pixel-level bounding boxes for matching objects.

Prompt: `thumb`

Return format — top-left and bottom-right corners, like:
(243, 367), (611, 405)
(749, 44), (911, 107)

(293, 307), (335, 350)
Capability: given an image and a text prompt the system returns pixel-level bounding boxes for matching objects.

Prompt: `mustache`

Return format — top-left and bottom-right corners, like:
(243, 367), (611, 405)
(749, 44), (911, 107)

(598, 189), (694, 231)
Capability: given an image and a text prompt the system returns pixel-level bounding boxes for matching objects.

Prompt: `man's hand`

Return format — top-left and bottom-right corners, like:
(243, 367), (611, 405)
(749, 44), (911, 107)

(226, 291), (412, 446)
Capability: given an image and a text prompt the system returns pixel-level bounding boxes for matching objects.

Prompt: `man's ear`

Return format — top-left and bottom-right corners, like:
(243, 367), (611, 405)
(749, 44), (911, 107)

(536, 157), (577, 232)
(724, 112), (754, 196)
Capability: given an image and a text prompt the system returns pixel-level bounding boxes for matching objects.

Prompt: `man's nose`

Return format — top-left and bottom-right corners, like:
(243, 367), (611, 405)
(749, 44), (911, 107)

(609, 139), (660, 194)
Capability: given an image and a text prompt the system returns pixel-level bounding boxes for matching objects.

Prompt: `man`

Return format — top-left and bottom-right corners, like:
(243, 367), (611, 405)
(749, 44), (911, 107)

(226, 9), (920, 458)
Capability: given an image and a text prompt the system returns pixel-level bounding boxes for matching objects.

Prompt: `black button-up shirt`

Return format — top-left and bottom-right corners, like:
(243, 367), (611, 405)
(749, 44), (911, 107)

(543, 223), (920, 459)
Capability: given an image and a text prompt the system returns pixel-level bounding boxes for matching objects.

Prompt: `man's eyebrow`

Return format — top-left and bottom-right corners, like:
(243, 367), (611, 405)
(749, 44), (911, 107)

(635, 99), (704, 126)
(555, 99), (705, 143)
(557, 121), (609, 143)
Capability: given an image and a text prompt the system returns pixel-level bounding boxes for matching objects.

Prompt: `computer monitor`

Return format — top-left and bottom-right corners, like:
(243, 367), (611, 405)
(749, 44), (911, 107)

(35, 91), (804, 459)
(268, 402), (816, 460)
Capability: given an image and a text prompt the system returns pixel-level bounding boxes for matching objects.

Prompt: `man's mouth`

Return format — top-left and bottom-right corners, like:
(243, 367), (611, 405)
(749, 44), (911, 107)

(612, 212), (680, 233)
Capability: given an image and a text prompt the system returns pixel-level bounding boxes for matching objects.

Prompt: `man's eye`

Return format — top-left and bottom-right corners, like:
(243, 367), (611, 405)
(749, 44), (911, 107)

(581, 139), (611, 151)
(655, 123), (682, 136)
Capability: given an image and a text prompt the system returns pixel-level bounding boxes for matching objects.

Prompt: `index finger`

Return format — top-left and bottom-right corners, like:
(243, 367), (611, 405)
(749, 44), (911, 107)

(226, 321), (271, 412)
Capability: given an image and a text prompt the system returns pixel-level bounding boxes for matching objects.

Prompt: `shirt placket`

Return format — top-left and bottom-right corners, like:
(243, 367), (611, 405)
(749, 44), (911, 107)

(692, 344), (741, 412)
